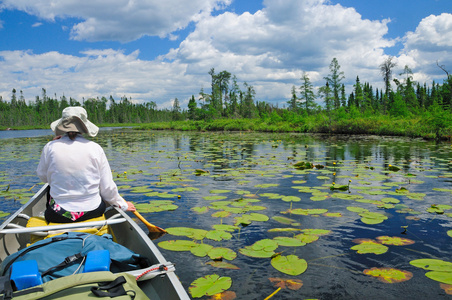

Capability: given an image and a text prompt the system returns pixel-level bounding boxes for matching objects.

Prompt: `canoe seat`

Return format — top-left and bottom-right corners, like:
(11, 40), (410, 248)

(26, 215), (110, 244)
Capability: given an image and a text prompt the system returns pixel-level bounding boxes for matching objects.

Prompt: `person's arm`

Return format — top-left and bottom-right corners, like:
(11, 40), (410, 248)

(98, 149), (134, 211)
(36, 144), (49, 183)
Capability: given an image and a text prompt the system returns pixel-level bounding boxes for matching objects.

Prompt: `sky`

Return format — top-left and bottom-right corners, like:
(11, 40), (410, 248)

(0, 0), (451, 109)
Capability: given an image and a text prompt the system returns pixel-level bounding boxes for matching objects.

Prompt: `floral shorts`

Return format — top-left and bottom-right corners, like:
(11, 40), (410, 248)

(48, 198), (86, 221)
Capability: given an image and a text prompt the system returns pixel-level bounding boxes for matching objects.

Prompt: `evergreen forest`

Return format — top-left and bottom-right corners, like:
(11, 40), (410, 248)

(1, 58), (451, 140)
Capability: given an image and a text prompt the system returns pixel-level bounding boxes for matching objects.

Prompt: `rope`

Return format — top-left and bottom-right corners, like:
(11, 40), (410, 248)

(135, 265), (168, 281)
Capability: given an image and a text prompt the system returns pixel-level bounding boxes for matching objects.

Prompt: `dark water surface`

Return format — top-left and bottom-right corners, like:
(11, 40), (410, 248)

(1, 129), (452, 299)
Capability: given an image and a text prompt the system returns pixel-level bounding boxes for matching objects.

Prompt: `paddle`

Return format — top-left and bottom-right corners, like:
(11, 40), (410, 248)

(133, 211), (167, 234)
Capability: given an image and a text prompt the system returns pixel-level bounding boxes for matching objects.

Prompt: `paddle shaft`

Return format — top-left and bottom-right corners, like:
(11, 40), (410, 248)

(133, 211), (167, 233)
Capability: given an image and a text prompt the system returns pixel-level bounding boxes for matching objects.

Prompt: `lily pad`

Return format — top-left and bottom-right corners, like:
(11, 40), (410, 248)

(410, 259), (452, 272)
(192, 206), (209, 214)
(206, 261), (240, 270)
(206, 230), (233, 241)
(189, 274), (232, 298)
(254, 183), (280, 188)
(208, 247), (237, 261)
(273, 237), (305, 247)
(375, 236), (415, 246)
(363, 267), (413, 283)
(203, 195), (228, 201)
(134, 200), (178, 212)
(281, 196), (301, 202)
(191, 244), (214, 257)
(271, 255), (308, 276)
(212, 211), (232, 218)
(239, 239), (278, 258)
(212, 224), (240, 232)
(166, 227), (208, 240)
(426, 272), (452, 285)
(351, 240), (388, 255)
(269, 278), (303, 290)
(272, 216), (297, 225)
(158, 240), (198, 251)
(294, 234), (319, 244)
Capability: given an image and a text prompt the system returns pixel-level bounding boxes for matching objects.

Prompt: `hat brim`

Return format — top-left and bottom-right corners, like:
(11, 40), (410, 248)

(51, 116), (99, 137)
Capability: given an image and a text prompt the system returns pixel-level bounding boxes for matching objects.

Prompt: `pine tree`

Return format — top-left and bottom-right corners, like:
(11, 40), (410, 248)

(188, 95), (197, 120)
(324, 58), (345, 109)
(299, 73), (316, 113)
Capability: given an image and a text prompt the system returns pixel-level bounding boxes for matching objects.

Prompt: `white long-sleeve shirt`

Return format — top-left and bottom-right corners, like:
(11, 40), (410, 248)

(37, 135), (128, 211)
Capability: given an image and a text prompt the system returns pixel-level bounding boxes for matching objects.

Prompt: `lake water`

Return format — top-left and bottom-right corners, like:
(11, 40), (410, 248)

(1, 129), (452, 299)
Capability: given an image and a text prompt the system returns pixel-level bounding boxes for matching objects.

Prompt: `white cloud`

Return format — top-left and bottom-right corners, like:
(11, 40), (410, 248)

(400, 13), (452, 80)
(1, 0), (232, 42)
(0, 49), (202, 108)
(0, 1), (450, 109)
(169, 0), (395, 99)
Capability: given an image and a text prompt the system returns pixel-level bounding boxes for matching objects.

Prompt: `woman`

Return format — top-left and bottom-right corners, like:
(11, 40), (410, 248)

(37, 106), (135, 223)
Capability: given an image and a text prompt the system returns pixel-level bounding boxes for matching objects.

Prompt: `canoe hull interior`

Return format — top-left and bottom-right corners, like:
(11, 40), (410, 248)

(0, 184), (189, 300)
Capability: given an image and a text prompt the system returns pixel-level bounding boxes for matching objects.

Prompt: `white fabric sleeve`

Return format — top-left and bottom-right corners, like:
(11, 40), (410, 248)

(98, 149), (128, 211)
(36, 144), (49, 183)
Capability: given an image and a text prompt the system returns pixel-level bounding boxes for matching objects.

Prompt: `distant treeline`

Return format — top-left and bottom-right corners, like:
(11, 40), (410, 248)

(1, 58), (451, 139)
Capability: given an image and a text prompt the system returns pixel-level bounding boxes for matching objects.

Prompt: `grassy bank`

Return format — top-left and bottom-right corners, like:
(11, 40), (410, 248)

(136, 113), (452, 141)
(3, 114), (450, 141)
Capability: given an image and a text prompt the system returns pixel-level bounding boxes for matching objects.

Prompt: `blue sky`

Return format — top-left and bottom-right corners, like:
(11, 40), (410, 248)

(0, 0), (451, 109)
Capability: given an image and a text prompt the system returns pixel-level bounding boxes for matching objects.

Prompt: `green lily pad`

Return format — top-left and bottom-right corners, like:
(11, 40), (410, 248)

(203, 195), (228, 201)
(351, 239), (389, 254)
(425, 271), (452, 284)
(190, 243), (214, 257)
(191, 206), (209, 214)
(207, 247), (237, 261)
(254, 183), (280, 188)
(294, 233), (319, 244)
(130, 186), (154, 193)
(359, 212), (388, 224)
(212, 224), (240, 232)
(268, 228), (303, 232)
(301, 229), (332, 236)
(259, 193), (283, 199)
(287, 208), (328, 215)
(206, 261), (240, 270)
(271, 255), (308, 276)
(135, 200), (178, 212)
(158, 240), (198, 251)
(0, 211), (10, 218)
(239, 239), (278, 258)
(272, 216), (297, 225)
(410, 259), (452, 272)
(281, 196), (301, 202)
(172, 187), (200, 192)
(156, 192), (179, 198)
(189, 274), (232, 298)
(211, 211), (231, 218)
(166, 227), (208, 240)
(381, 197), (400, 204)
(273, 237), (305, 247)
(206, 230), (233, 241)
(347, 206), (369, 213)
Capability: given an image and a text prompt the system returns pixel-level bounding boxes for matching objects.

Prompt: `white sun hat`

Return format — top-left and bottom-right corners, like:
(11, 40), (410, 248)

(50, 106), (99, 137)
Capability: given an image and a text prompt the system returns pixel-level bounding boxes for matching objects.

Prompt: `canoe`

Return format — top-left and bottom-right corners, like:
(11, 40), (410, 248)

(0, 183), (190, 299)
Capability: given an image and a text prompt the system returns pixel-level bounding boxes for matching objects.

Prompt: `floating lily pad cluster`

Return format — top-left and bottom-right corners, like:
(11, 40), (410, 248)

(351, 236), (415, 255)
(4, 131), (452, 298)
